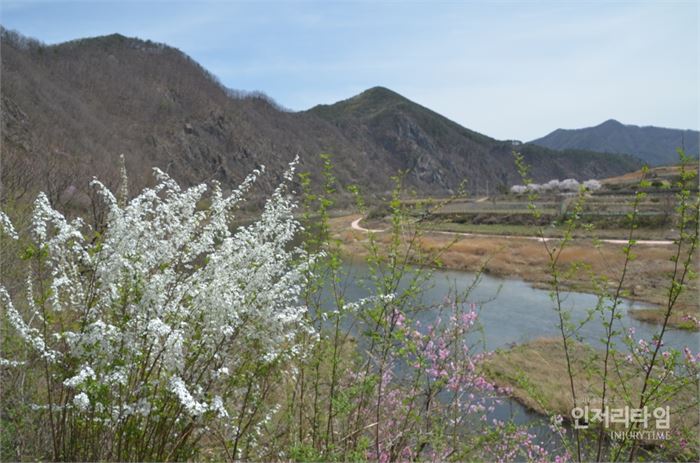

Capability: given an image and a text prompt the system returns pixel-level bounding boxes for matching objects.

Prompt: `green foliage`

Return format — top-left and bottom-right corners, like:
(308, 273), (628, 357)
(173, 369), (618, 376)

(511, 149), (700, 462)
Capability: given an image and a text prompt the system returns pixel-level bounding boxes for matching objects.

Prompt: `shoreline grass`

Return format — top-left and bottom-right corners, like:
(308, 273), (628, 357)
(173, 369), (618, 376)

(331, 214), (699, 331)
(481, 338), (699, 459)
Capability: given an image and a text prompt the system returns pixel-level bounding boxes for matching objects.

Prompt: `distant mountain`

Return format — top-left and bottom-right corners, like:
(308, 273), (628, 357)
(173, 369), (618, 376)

(1, 29), (641, 209)
(530, 119), (699, 166)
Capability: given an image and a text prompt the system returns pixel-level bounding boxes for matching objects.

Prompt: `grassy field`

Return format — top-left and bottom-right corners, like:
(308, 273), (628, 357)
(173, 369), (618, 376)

(481, 338), (699, 458)
(601, 164), (690, 186)
(423, 221), (678, 240)
(331, 215), (699, 330)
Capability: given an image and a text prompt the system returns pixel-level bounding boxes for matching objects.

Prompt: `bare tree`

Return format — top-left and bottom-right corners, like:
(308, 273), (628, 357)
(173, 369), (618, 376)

(0, 150), (34, 204)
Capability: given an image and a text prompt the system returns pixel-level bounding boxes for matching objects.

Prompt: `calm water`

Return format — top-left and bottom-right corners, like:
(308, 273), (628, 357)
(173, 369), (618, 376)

(334, 262), (697, 352)
(325, 261), (699, 439)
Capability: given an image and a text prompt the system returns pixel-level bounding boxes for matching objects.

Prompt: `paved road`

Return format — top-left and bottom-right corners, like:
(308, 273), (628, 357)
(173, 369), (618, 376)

(349, 217), (674, 246)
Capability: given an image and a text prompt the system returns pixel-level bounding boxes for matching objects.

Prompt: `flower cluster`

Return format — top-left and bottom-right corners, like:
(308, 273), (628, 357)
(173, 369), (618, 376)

(510, 178), (601, 194)
(481, 420), (553, 463)
(1, 160), (313, 460)
(359, 300), (544, 461)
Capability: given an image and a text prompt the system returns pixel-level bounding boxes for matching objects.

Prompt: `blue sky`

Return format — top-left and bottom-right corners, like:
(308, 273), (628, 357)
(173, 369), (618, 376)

(1, 0), (697, 140)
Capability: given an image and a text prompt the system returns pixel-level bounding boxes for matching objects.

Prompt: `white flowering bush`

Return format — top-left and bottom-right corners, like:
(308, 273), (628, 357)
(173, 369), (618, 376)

(0, 161), (314, 461)
(541, 179), (561, 192)
(510, 183), (544, 194)
(558, 178), (580, 192)
(511, 179), (601, 195)
(583, 179), (602, 191)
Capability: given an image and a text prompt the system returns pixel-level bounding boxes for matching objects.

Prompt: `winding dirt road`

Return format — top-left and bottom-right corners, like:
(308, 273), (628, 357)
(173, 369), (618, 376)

(349, 217), (674, 246)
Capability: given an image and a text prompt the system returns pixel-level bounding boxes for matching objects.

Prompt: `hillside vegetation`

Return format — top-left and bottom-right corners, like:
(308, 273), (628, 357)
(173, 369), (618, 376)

(1, 29), (641, 210)
(531, 119), (699, 166)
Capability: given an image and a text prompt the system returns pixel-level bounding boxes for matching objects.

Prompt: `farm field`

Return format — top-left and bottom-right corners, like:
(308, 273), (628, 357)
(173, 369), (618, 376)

(396, 164), (698, 239)
(411, 192), (680, 236)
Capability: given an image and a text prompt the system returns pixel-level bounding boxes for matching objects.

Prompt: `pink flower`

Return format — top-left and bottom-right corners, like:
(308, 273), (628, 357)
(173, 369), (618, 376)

(395, 311), (405, 328)
(683, 347), (698, 364)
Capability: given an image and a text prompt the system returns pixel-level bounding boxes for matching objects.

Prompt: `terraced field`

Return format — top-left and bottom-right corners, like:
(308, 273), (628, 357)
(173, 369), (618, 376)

(409, 180), (688, 238)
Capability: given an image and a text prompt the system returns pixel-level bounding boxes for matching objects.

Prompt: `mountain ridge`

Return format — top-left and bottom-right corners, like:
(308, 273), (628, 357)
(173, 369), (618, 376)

(531, 120), (699, 166)
(1, 28), (642, 208)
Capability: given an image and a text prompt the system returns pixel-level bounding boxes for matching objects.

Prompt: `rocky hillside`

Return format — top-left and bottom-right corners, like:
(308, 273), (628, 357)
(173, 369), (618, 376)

(531, 119), (699, 166)
(1, 29), (641, 210)
(308, 88), (641, 194)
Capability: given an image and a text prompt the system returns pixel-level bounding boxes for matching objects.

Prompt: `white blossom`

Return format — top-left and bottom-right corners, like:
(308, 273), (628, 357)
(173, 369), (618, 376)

(541, 179), (561, 191)
(105, 368), (128, 386)
(73, 392), (91, 412)
(169, 376), (208, 417)
(1, 158), (312, 444)
(1, 287), (58, 361)
(0, 211), (18, 239)
(118, 153), (129, 206)
(0, 358), (25, 367)
(211, 396), (229, 419)
(341, 294), (395, 313)
(147, 317), (172, 337)
(559, 178), (580, 192)
(583, 179), (602, 191)
(64, 366), (96, 388)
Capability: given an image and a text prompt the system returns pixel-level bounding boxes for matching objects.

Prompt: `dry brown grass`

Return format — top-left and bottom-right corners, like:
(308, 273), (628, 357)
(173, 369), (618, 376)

(331, 215), (699, 330)
(481, 338), (699, 438)
(601, 165), (687, 185)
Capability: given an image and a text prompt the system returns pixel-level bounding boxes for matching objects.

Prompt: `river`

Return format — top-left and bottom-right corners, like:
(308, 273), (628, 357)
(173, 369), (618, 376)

(335, 261), (697, 352)
(325, 261), (698, 439)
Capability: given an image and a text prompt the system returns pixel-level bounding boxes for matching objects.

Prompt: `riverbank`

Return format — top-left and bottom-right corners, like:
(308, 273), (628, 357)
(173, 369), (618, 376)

(481, 338), (698, 459)
(330, 215), (699, 331)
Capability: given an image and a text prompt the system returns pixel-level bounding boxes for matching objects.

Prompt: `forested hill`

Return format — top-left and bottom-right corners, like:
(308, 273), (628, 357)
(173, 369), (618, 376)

(1, 29), (641, 208)
(531, 119), (698, 166)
